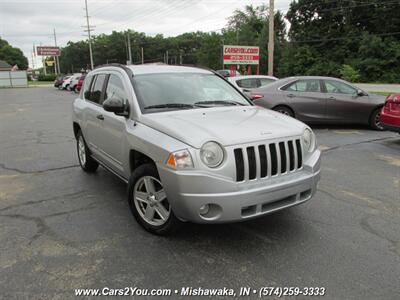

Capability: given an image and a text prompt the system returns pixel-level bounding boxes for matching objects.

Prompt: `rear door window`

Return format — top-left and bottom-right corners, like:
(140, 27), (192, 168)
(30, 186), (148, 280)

(87, 74), (107, 104)
(284, 80), (321, 93)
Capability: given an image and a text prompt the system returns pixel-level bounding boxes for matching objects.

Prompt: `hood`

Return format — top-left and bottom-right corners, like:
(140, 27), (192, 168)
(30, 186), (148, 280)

(139, 106), (306, 148)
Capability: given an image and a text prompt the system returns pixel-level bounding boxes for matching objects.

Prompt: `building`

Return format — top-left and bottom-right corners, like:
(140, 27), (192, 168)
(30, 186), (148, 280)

(0, 60), (12, 71)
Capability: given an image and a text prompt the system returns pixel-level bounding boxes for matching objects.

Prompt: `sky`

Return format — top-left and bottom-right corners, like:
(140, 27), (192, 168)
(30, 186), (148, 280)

(0, 0), (293, 68)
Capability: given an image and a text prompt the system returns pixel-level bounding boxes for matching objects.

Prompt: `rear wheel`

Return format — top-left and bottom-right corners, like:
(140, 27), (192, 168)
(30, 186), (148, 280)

(370, 108), (384, 131)
(273, 106), (294, 118)
(128, 163), (180, 235)
(76, 130), (99, 172)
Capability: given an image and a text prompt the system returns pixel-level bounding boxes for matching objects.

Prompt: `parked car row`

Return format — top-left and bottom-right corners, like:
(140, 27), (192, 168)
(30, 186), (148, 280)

(54, 73), (86, 92)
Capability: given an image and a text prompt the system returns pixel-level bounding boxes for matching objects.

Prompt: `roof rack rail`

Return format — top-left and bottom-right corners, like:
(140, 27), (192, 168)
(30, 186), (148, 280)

(92, 63), (134, 77)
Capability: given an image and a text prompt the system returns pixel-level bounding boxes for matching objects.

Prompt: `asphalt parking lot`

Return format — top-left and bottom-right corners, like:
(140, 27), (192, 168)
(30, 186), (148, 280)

(0, 87), (399, 299)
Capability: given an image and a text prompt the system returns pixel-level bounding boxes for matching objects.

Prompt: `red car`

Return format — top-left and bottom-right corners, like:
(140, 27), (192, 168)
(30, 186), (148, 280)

(76, 74), (86, 92)
(380, 93), (400, 133)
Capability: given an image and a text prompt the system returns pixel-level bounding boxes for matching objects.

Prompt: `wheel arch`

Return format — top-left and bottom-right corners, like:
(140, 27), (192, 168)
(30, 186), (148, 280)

(73, 122), (81, 139)
(129, 149), (156, 174)
(272, 104), (295, 117)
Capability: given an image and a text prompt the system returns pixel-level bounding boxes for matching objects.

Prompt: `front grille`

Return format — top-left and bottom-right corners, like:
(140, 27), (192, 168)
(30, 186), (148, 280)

(233, 138), (303, 182)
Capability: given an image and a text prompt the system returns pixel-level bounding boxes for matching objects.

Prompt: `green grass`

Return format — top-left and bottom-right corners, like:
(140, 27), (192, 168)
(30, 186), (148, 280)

(368, 91), (392, 96)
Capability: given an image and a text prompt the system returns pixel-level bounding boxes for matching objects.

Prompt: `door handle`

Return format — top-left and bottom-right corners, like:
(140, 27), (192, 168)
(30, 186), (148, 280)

(287, 94), (295, 98)
(329, 96), (336, 100)
(96, 114), (104, 120)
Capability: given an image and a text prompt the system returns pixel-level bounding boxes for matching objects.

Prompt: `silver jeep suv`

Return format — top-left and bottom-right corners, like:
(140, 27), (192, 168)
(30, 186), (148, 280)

(72, 64), (321, 234)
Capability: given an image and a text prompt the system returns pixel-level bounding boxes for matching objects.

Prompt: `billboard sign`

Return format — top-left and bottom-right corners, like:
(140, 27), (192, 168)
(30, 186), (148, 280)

(36, 46), (61, 56)
(223, 45), (259, 65)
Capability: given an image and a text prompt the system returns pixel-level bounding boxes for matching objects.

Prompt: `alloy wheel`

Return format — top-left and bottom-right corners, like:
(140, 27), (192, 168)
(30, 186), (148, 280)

(133, 176), (170, 226)
(78, 136), (86, 165)
(374, 111), (383, 130)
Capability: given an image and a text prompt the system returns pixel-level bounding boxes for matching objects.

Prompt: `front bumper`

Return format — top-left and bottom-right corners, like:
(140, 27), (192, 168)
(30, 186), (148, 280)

(158, 149), (321, 223)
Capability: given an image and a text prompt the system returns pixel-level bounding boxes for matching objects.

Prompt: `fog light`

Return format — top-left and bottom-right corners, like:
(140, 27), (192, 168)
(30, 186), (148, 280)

(199, 204), (210, 216)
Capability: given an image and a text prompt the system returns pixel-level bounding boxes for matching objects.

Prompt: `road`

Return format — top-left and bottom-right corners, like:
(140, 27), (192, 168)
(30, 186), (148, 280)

(0, 87), (399, 299)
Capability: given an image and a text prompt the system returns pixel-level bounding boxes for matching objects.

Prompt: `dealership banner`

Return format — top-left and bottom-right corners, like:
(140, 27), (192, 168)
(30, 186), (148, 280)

(223, 45), (259, 65)
(36, 46), (61, 56)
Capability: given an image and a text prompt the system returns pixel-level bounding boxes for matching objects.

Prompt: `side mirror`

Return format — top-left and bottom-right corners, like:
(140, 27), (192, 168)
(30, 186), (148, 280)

(103, 98), (129, 117)
(357, 89), (367, 96)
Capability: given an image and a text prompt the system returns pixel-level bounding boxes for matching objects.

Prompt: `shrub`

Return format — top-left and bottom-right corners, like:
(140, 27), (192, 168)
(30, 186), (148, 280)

(38, 74), (57, 81)
(339, 64), (360, 82)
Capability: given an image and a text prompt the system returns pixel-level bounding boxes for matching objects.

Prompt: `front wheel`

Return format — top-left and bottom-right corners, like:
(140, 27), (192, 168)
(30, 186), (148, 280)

(370, 108), (384, 131)
(128, 163), (180, 235)
(76, 130), (99, 172)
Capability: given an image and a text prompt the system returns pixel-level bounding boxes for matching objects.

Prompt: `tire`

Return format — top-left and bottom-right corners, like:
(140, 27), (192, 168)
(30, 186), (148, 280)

(128, 163), (181, 235)
(66, 84), (70, 91)
(370, 108), (384, 131)
(273, 106), (294, 118)
(76, 130), (99, 172)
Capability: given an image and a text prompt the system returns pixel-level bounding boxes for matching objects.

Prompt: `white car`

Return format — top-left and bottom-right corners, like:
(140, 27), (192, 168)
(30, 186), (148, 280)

(66, 73), (82, 91)
(228, 75), (278, 92)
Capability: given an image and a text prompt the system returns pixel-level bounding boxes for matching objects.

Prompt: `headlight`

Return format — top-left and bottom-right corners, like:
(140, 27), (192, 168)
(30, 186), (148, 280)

(200, 141), (224, 168)
(303, 128), (316, 152)
(166, 150), (193, 169)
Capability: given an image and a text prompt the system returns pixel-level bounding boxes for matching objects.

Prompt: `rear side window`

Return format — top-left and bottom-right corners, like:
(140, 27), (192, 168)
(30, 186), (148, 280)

(88, 74), (107, 104)
(283, 80), (321, 93)
(104, 74), (127, 102)
(236, 79), (259, 89)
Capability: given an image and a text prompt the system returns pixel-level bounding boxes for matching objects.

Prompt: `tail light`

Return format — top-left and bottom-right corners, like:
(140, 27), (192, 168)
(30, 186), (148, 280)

(250, 93), (263, 101)
(385, 94), (400, 106)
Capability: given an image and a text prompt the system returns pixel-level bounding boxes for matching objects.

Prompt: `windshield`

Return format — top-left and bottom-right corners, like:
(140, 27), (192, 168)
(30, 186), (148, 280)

(133, 73), (251, 112)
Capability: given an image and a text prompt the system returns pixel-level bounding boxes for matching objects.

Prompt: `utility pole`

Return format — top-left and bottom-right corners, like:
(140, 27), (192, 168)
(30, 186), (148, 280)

(53, 28), (60, 74)
(268, 0), (274, 76)
(141, 47), (144, 64)
(166, 50), (169, 65)
(179, 50), (183, 65)
(84, 0), (94, 69)
(127, 31), (132, 64)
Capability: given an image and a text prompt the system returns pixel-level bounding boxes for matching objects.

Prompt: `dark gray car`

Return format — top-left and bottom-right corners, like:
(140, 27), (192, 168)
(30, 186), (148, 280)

(250, 76), (386, 130)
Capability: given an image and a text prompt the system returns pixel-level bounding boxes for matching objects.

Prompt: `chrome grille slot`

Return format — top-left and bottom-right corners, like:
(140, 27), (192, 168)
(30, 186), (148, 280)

(234, 138), (303, 182)
(234, 148), (245, 182)
(258, 145), (267, 178)
(269, 144), (278, 176)
(278, 142), (287, 173)
(247, 146), (257, 180)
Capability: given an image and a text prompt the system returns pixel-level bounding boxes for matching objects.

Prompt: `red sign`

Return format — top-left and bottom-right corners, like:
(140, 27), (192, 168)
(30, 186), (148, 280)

(36, 46), (60, 56)
(223, 45), (259, 65)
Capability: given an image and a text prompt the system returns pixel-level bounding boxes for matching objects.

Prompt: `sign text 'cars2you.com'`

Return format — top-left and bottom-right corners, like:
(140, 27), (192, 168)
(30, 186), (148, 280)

(223, 45), (259, 65)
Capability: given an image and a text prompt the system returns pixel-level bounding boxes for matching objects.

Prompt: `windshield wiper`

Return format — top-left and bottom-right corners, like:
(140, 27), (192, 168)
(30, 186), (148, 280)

(144, 103), (195, 109)
(194, 100), (246, 107)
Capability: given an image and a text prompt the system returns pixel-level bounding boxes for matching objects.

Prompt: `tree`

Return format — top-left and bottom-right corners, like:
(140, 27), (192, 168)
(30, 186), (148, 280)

(0, 38), (28, 69)
(283, 0), (400, 81)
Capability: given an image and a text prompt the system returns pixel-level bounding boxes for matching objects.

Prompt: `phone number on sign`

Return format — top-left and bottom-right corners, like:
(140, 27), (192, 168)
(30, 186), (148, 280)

(255, 287), (326, 297)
